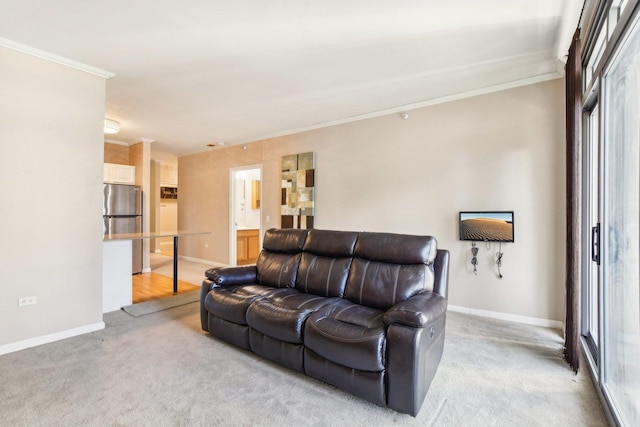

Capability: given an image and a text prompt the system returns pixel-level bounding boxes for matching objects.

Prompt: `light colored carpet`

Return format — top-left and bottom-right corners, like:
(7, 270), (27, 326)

(0, 305), (607, 426)
(122, 291), (201, 317)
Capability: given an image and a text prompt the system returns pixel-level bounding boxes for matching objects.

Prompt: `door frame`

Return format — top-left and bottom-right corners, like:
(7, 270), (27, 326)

(581, 97), (602, 363)
(229, 164), (262, 267)
(579, 3), (640, 425)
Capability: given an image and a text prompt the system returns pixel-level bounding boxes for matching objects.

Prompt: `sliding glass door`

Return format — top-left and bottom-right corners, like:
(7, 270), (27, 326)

(581, 2), (640, 426)
(582, 103), (600, 357)
(601, 14), (640, 424)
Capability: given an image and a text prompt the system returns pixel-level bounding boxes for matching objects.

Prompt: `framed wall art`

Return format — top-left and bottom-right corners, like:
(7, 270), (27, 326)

(459, 211), (514, 242)
(281, 152), (315, 229)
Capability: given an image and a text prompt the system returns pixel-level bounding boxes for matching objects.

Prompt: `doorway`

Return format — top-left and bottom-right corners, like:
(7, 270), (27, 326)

(230, 165), (262, 266)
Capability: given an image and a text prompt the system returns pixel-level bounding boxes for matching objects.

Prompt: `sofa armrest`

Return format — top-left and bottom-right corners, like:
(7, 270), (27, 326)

(383, 292), (447, 328)
(433, 249), (450, 299)
(205, 265), (257, 286)
(201, 266), (257, 332)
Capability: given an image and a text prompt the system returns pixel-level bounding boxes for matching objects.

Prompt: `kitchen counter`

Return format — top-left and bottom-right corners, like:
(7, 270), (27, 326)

(102, 230), (211, 313)
(103, 230), (210, 241)
(103, 240), (132, 312)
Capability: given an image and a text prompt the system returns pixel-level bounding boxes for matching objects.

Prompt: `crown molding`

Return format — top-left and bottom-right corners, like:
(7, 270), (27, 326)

(0, 37), (114, 79)
(556, 58), (567, 77)
(555, 0), (584, 63)
(104, 138), (156, 146)
(178, 71), (563, 158)
(238, 72), (563, 145)
(104, 139), (129, 146)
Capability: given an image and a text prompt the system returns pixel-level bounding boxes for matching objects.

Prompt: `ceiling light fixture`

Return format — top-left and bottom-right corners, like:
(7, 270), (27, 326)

(104, 119), (120, 134)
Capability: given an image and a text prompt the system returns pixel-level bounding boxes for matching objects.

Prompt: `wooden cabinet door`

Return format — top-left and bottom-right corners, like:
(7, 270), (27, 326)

(237, 235), (248, 263)
(251, 180), (261, 209)
(237, 229), (259, 265)
(247, 233), (260, 263)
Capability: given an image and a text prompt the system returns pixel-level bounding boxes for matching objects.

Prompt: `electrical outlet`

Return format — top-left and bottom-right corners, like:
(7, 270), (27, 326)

(18, 296), (37, 307)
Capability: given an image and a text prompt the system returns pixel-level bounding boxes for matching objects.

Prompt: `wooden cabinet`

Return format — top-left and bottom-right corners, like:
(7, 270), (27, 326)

(160, 163), (178, 187)
(104, 163), (136, 184)
(251, 180), (261, 209)
(237, 229), (260, 265)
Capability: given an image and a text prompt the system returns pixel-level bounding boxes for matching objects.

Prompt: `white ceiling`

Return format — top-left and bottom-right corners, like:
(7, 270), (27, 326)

(0, 0), (583, 157)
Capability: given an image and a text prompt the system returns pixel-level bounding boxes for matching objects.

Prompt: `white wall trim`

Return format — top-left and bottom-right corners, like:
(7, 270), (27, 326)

(0, 37), (114, 79)
(179, 255), (227, 268)
(0, 321), (105, 356)
(448, 304), (564, 330)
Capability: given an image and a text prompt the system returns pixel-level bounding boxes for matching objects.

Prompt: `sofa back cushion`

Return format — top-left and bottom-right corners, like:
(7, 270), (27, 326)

(344, 232), (437, 310)
(256, 229), (309, 288)
(296, 229), (358, 297)
(262, 228), (308, 253)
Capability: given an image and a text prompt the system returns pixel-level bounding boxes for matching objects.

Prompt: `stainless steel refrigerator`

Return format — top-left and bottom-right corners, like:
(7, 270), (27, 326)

(103, 183), (143, 274)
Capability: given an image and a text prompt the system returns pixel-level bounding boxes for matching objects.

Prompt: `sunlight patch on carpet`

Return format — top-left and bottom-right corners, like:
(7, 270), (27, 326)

(122, 291), (200, 317)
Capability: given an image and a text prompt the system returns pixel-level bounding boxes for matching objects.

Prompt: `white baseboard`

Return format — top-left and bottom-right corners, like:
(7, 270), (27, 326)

(0, 321), (105, 356)
(448, 305), (564, 330)
(141, 267), (152, 273)
(178, 255), (227, 267)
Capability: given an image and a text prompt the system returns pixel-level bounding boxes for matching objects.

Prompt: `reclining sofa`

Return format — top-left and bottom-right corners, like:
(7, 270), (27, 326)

(200, 228), (449, 416)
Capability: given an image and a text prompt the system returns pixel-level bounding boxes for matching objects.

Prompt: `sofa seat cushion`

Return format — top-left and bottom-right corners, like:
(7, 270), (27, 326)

(247, 288), (336, 344)
(304, 299), (386, 372)
(204, 284), (277, 325)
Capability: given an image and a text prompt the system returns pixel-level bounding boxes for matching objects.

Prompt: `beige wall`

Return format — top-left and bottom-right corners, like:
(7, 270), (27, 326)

(179, 79), (566, 322)
(180, 145), (264, 264)
(159, 200), (178, 252)
(0, 46), (106, 348)
(104, 142), (130, 165)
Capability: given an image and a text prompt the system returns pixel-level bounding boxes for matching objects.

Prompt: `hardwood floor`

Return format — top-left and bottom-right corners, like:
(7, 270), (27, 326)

(132, 272), (200, 304)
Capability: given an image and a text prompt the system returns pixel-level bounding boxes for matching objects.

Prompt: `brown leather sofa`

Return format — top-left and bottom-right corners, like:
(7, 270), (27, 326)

(200, 228), (449, 416)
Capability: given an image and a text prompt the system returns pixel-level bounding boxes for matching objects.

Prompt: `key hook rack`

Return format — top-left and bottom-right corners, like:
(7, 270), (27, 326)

(459, 211), (514, 279)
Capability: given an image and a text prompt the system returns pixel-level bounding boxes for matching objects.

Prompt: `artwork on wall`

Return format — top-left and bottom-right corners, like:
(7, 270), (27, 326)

(281, 152), (315, 229)
(459, 211), (514, 242)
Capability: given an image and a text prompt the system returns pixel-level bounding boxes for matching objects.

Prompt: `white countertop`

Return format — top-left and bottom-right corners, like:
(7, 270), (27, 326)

(103, 230), (211, 241)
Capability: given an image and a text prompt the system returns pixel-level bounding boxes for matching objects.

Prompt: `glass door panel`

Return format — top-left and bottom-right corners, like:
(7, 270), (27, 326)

(602, 14), (640, 426)
(583, 105), (600, 354)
